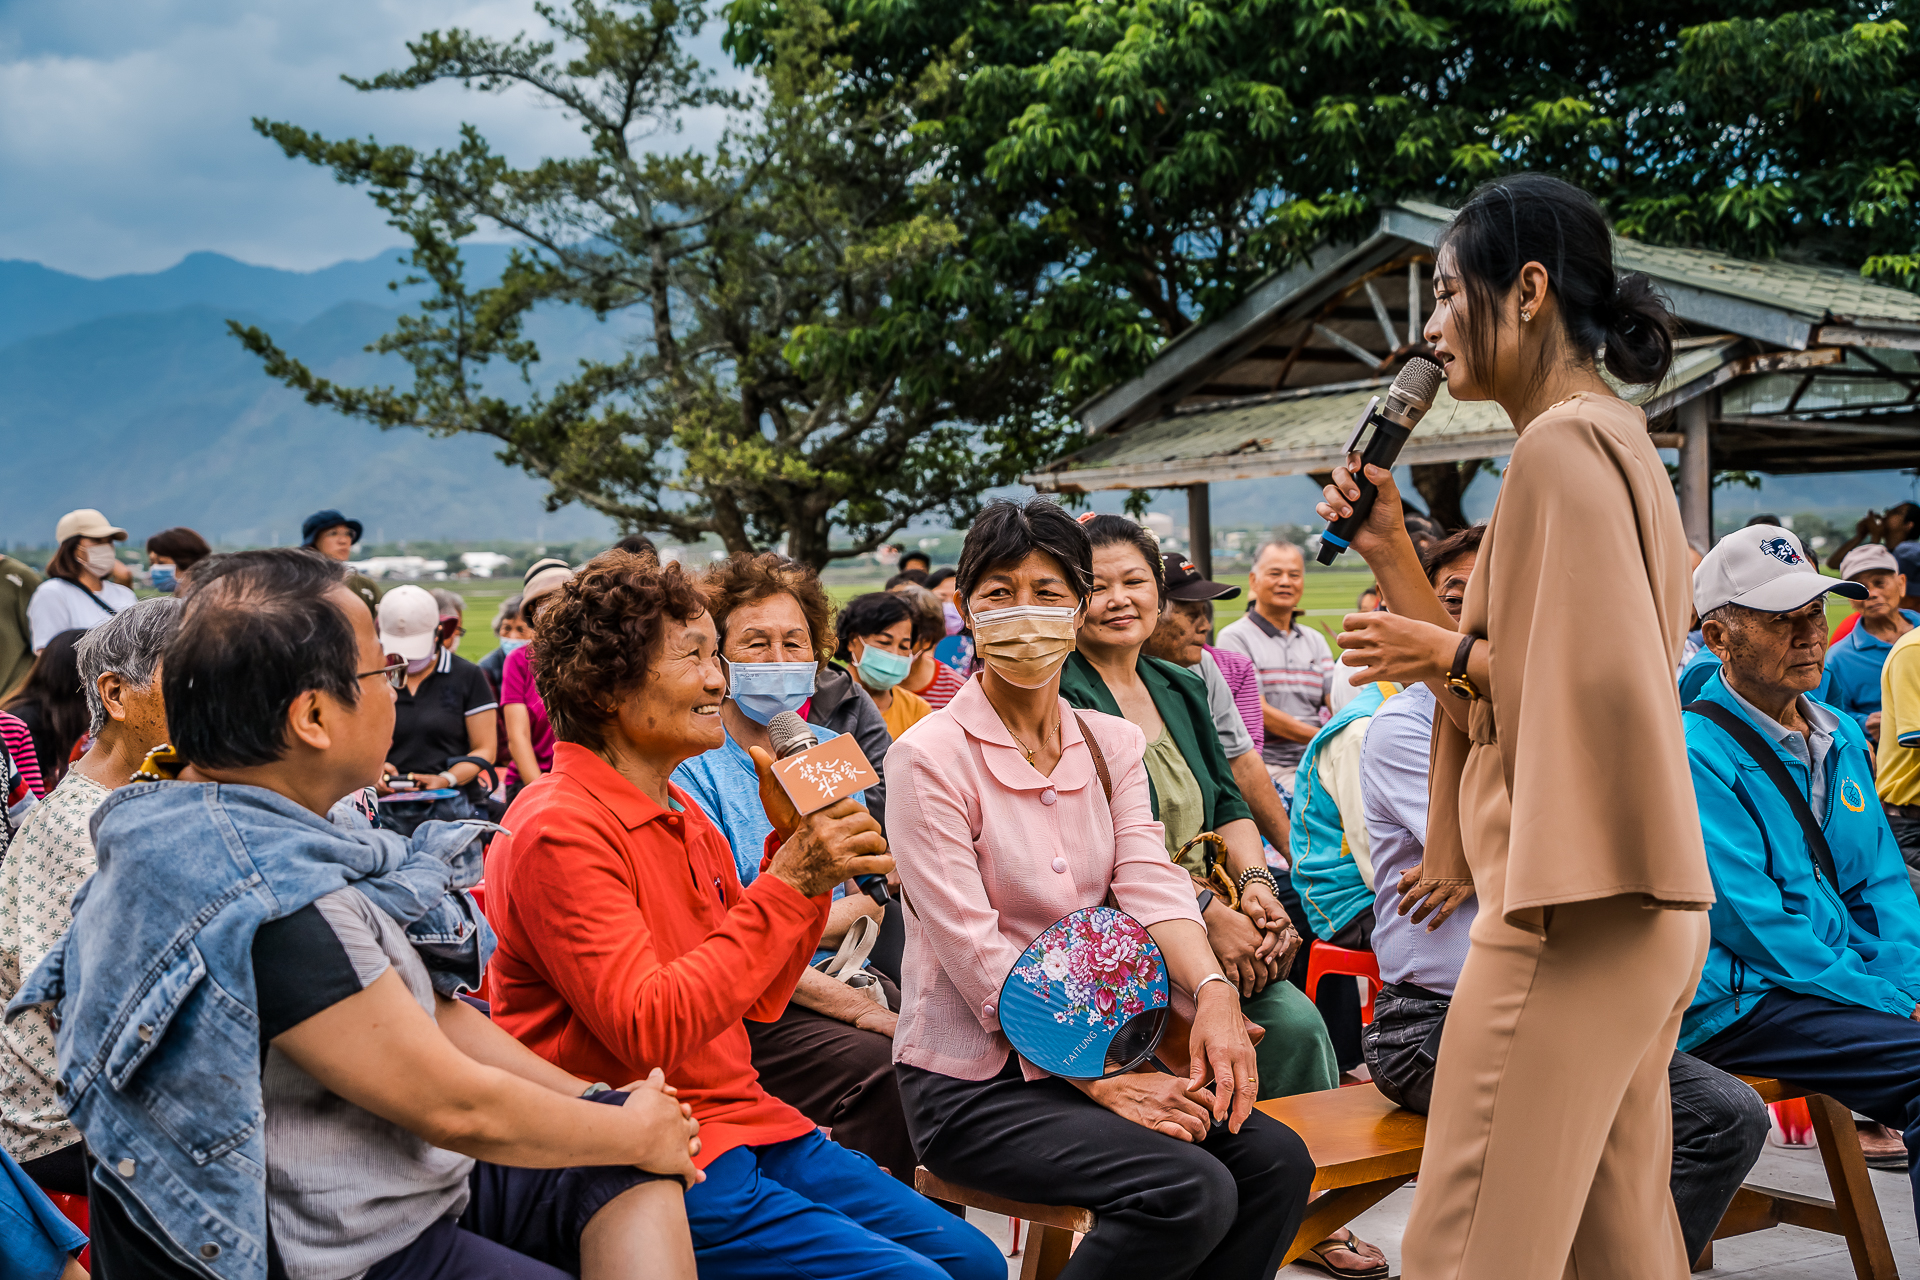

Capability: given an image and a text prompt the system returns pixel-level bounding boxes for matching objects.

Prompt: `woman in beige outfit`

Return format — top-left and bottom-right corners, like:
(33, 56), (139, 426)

(1319, 174), (1716, 1279)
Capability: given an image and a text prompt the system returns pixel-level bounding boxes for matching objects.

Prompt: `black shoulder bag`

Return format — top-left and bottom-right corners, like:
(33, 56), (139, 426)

(1683, 700), (1839, 889)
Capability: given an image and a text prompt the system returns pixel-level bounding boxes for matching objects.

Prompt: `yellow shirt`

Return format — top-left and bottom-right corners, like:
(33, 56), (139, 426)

(879, 685), (933, 740)
(1878, 629), (1920, 806)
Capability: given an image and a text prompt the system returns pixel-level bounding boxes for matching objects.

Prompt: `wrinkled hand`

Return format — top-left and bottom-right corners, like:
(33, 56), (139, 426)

(1188, 983), (1258, 1132)
(1315, 460), (1408, 560)
(1080, 1071), (1217, 1143)
(1238, 882), (1301, 971)
(854, 1007), (899, 1038)
(755, 745), (892, 899)
(1397, 867), (1475, 931)
(1204, 899), (1280, 996)
(621, 1068), (704, 1185)
(1337, 611), (1459, 687)
(1867, 711), (1883, 740)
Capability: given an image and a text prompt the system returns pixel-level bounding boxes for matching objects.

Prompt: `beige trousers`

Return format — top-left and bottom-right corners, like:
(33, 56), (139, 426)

(1402, 748), (1711, 1280)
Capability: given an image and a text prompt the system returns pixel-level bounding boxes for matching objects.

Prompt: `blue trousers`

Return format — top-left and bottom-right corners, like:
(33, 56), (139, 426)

(1693, 988), (1920, 1219)
(685, 1131), (1004, 1280)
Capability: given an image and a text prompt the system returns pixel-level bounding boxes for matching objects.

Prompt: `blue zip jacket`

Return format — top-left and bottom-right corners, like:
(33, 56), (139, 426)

(1822, 610), (1920, 734)
(1679, 670), (1920, 1052)
(1289, 682), (1395, 937)
(4, 781), (493, 1280)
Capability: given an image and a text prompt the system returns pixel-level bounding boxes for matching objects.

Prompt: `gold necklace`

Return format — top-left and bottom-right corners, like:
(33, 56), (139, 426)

(1000, 712), (1057, 763)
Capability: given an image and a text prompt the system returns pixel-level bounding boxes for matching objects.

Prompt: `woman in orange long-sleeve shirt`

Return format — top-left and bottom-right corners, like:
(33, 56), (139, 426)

(485, 550), (1003, 1280)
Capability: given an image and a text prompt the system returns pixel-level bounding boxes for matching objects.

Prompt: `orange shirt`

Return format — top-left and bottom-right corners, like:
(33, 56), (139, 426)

(485, 743), (826, 1167)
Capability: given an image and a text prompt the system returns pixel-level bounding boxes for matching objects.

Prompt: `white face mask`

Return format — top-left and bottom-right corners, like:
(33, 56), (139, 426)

(83, 545), (119, 577)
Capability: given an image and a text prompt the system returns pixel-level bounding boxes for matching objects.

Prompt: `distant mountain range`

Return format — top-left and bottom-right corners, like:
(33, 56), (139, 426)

(0, 246), (627, 547)
(0, 248), (1911, 548)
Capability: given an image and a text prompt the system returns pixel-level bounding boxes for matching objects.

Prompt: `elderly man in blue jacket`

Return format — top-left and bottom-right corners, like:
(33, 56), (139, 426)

(1680, 525), (1920, 1208)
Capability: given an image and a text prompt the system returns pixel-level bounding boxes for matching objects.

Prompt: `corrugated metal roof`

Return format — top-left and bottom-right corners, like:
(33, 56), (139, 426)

(1036, 338), (1740, 490)
(1074, 202), (1920, 437)
(1616, 239), (1920, 327)
(1392, 200), (1920, 326)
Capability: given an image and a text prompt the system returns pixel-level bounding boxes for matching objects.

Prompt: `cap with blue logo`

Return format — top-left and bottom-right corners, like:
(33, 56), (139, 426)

(1694, 525), (1868, 617)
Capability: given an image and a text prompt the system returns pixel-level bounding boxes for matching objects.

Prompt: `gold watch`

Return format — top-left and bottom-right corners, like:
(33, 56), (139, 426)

(1445, 634), (1483, 701)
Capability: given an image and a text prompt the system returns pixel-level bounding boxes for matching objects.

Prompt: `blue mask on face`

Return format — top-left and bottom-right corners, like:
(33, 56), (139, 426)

(856, 643), (913, 691)
(498, 638), (530, 656)
(149, 564), (176, 593)
(729, 661), (818, 725)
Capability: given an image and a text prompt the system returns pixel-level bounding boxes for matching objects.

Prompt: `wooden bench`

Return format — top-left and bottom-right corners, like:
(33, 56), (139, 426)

(917, 1077), (1898, 1279)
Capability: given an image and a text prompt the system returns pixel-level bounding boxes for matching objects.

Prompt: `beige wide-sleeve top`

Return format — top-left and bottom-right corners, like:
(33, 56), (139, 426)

(1425, 393), (1715, 932)
(884, 676), (1205, 1081)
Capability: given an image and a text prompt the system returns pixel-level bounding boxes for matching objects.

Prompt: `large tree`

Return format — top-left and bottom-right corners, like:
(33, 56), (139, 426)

(234, 0), (1056, 567)
(727, 0), (1920, 503)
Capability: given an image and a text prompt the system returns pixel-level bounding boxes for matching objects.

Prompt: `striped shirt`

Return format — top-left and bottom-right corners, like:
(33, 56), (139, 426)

(0, 712), (43, 801)
(1216, 610), (1334, 772)
(1206, 644), (1265, 754)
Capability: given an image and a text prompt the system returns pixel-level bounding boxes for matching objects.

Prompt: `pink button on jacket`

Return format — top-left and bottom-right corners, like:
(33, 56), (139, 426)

(885, 676), (1205, 1080)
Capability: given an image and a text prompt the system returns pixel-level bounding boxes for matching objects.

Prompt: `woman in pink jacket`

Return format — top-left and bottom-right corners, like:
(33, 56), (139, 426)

(885, 498), (1314, 1280)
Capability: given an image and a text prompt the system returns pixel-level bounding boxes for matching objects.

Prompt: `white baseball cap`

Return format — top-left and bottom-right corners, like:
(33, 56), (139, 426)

(376, 585), (442, 661)
(1839, 544), (1901, 582)
(55, 509), (126, 543)
(1694, 525), (1867, 617)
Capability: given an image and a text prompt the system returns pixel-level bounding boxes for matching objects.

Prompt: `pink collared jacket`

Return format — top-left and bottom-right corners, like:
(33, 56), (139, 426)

(885, 676), (1205, 1080)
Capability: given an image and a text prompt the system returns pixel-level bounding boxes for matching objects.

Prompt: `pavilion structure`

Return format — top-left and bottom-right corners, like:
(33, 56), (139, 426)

(1026, 201), (1920, 574)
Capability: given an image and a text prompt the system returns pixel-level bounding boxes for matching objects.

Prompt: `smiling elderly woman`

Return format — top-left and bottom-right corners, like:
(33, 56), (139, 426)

(483, 551), (1003, 1280)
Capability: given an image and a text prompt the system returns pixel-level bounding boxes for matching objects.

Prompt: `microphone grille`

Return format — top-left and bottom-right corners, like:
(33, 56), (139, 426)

(1390, 356), (1443, 411)
(767, 710), (818, 759)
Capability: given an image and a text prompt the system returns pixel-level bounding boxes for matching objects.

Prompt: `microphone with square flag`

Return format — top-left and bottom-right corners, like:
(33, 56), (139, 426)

(766, 711), (891, 904)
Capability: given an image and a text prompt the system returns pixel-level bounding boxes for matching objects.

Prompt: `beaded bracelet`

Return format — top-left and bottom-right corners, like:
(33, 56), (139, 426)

(1236, 866), (1281, 899)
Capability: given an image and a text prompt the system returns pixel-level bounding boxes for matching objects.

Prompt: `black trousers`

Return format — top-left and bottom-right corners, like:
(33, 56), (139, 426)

(1365, 988), (1769, 1264)
(898, 1059), (1313, 1280)
(18, 1141), (88, 1195)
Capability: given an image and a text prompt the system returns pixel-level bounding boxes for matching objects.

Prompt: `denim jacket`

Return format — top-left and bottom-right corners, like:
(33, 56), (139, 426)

(3, 779), (494, 1279)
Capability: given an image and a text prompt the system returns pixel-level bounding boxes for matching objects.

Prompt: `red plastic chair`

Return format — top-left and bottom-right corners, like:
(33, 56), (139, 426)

(1771, 1097), (1814, 1146)
(45, 1191), (89, 1270)
(1303, 941), (1382, 1025)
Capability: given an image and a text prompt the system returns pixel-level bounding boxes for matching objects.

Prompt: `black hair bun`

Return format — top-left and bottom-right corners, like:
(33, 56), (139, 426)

(1602, 271), (1676, 386)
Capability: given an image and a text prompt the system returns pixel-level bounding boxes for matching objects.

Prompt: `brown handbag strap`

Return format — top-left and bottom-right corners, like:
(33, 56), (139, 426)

(1073, 713), (1114, 808)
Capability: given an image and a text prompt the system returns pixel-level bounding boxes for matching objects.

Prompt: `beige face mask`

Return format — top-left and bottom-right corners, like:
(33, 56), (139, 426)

(970, 603), (1081, 689)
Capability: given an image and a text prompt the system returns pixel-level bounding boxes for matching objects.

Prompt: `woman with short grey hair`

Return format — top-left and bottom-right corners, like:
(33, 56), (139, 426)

(1, 595), (182, 1194)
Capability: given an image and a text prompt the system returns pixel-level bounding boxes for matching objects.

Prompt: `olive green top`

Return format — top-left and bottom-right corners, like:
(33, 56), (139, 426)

(1140, 728), (1207, 867)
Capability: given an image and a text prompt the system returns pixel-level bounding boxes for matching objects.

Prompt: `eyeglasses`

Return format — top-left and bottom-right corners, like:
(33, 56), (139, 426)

(358, 655), (406, 689)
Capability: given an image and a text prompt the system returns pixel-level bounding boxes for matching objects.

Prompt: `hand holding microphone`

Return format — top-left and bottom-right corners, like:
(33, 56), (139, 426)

(1315, 357), (1443, 565)
(753, 712), (894, 903)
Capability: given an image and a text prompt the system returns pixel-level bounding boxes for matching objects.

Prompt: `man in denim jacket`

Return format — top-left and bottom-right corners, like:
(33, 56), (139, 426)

(1681, 527), (1920, 1214)
(7, 549), (701, 1279)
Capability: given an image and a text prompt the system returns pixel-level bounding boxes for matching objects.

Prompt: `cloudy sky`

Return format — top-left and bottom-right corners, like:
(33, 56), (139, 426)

(0, 0), (744, 277)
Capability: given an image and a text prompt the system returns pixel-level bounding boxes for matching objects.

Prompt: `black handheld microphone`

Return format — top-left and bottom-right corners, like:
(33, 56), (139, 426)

(1316, 357), (1444, 565)
(766, 711), (892, 905)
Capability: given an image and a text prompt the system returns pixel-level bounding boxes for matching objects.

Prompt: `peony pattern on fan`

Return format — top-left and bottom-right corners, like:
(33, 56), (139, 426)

(1012, 908), (1167, 1029)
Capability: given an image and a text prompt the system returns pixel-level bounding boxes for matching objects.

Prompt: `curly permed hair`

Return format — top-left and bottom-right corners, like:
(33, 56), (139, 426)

(534, 550), (710, 750)
(699, 553), (835, 666)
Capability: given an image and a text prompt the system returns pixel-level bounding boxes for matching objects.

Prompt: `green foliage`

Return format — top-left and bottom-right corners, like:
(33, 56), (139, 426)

(726, 0), (1920, 420)
(233, 0), (1055, 568)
